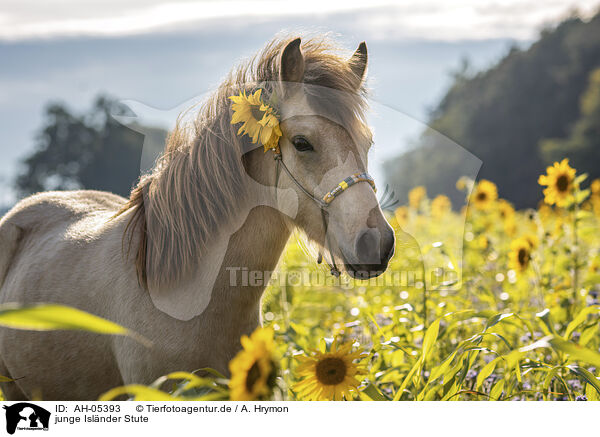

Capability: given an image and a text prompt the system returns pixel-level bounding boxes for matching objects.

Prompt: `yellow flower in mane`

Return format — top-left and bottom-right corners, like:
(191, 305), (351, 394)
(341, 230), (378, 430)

(538, 159), (577, 207)
(471, 179), (498, 210)
(229, 327), (278, 401)
(229, 89), (282, 153)
(293, 339), (366, 401)
(258, 111), (282, 153)
(508, 237), (533, 273)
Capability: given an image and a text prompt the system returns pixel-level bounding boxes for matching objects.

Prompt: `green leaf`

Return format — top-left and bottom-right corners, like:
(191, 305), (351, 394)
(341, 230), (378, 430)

(361, 383), (389, 401)
(476, 358), (499, 390)
(564, 305), (599, 340)
(575, 189), (590, 204)
(429, 350), (458, 382)
(421, 317), (441, 364)
(484, 313), (513, 331)
(543, 366), (564, 401)
(575, 173), (588, 185)
(568, 366), (600, 396)
(393, 359), (420, 401)
(549, 336), (600, 367)
(536, 309), (557, 335)
(490, 379), (505, 400)
(0, 303), (150, 346)
(99, 384), (177, 401)
(288, 321), (309, 337)
(580, 324), (599, 348)
(440, 380), (460, 401)
(586, 383), (600, 401)
(193, 367), (228, 380)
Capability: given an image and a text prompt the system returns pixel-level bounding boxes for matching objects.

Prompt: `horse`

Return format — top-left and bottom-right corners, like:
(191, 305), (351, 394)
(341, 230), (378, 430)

(0, 35), (395, 400)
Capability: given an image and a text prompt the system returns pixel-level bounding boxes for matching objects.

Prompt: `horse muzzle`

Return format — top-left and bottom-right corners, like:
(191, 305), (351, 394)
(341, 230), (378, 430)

(342, 225), (395, 279)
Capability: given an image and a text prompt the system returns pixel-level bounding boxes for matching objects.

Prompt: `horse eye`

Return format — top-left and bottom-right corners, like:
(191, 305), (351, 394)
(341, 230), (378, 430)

(292, 136), (314, 152)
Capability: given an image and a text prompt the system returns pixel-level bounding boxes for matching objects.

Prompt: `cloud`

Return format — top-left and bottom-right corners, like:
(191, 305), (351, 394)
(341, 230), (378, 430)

(1, 0), (598, 41)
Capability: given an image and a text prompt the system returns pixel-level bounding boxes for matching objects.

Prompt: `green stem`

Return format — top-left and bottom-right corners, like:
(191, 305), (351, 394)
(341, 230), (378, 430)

(572, 201), (579, 306)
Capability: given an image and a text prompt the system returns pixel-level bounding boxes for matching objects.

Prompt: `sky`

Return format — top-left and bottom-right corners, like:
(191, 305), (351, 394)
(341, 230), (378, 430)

(1, 1), (599, 205)
(2, 0), (598, 41)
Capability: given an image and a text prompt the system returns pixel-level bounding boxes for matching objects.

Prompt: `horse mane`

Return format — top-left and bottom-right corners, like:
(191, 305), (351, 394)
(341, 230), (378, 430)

(117, 34), (369, 289)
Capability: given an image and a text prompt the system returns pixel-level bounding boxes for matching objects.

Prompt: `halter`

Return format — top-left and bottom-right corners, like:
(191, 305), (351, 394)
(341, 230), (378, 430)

(273, 150), (376, 277)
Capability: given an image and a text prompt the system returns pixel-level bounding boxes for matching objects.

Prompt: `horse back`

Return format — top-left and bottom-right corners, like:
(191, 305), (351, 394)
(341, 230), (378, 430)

(0, 190), (130, 297)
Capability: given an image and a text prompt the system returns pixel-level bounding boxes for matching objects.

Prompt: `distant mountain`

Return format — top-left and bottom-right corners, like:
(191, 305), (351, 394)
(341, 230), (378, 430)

(384, 12), (600, 208)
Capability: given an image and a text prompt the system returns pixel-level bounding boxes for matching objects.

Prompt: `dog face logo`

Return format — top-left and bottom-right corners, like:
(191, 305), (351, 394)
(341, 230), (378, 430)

(3, 403), (50, 434)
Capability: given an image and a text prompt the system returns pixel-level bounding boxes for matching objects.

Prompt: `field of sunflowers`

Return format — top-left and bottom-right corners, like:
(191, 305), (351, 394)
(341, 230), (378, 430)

(98, 158), (600, 402)
(241, 158), (599, 402)
(3, 159), (598, 402)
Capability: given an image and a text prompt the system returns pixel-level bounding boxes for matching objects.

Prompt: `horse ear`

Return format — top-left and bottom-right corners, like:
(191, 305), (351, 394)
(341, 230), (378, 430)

(280, 38), (304, 84)
(349, 41), (368, 87)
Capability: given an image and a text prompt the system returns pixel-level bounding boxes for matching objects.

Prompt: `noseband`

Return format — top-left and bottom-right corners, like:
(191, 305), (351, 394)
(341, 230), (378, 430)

(273, 150), (376, 277)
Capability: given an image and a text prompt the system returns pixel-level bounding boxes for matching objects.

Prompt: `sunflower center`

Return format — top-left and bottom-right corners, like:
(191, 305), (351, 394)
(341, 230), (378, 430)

(477, 192), (487, 201)
(245, 361), (261, 393)
(315, 357), (347, 385)
(556, 174), (569, 192)
(518, 248), (529, 266)
(250, 104), (265, 121)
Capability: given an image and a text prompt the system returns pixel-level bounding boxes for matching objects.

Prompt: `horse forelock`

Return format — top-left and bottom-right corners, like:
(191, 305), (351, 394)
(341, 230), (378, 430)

(119, 33), (370, 289)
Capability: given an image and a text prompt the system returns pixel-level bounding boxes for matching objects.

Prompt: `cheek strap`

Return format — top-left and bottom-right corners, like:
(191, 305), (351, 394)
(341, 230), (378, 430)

(322, 173), (377, 205)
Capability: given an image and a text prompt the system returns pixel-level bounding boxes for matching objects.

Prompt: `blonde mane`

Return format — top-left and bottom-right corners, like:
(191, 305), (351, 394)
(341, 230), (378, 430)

(118, 34), (369, 289)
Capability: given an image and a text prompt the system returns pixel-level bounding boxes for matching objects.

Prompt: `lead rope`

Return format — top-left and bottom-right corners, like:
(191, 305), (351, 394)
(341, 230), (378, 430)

(274, 152), (341, 277)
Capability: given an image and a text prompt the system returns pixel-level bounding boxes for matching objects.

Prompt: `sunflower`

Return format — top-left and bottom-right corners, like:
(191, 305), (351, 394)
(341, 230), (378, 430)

(538, 159), (577, 207)
(497, 199), (515, 221)
(523, 234), (539, 249)
(408, 186), (427, 210)
(394, 206), (409, 227)
(456, 176), (469, 191)
(591, 179), (600, 195)
(229, 89), (282, 153)
(258, 111), (282, 153)
(471, 179), (498, 210)
(431, 194), (451, 219)
(293, 340), (366, 401)
(591, 179), (600, 216)
(589, 256), (600, 274)
(508, 237), (533, 272)
(229, 326), (278, 401)
(538, 204), (553, 222)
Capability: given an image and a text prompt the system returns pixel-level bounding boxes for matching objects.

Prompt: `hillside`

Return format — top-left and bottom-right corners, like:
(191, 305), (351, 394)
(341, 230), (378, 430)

(384, 12), (600, 208)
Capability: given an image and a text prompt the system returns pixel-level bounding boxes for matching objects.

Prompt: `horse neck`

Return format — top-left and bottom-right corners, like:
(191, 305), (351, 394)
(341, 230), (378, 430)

(207, 202), (291, 344)
(222, 203), (291, 294)
(207, 147), (293, 321)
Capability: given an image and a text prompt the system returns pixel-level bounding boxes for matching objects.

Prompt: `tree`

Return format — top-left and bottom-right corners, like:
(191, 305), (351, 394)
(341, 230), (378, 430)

(16, 96), (165, 199)
(384, 12), (600, 208)
(541, 68), (600, 177)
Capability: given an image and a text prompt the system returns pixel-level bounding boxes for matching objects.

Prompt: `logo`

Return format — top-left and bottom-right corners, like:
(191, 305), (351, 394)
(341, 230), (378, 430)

(3, 403), (50, 434)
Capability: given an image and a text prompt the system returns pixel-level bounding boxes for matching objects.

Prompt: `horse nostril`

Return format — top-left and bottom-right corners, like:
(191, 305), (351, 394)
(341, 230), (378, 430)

(381, 228), (395, 262)
(355, 229), (380, 265)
